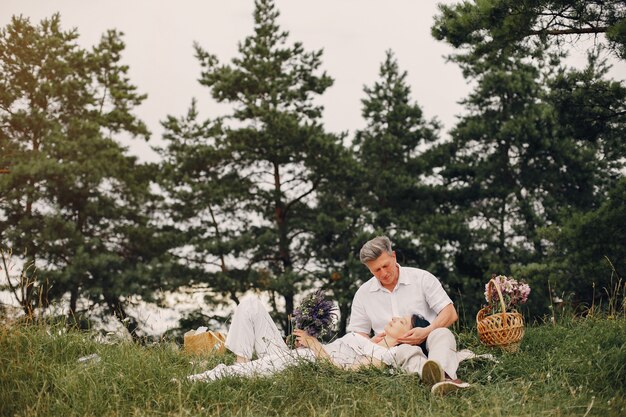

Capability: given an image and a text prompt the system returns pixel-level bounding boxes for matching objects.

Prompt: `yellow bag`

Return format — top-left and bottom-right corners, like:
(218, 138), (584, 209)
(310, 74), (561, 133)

(183, 330), (226, 355)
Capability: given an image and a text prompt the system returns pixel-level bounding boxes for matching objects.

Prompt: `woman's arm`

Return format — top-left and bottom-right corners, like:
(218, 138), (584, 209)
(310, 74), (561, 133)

(293, 330), (330, 360)
(294, 330), (385, 370)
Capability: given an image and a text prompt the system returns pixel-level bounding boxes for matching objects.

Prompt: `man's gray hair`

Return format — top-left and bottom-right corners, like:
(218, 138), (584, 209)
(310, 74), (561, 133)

(359, 236), (393, 264)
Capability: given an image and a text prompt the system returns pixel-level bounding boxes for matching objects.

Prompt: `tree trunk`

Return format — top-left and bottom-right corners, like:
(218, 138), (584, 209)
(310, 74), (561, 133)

(102, 284), (141, 341)
(273, 161), (294, 330)
(283, 293), (294, 332)
(69, 285), (78, 319)
(107, 297), (140, 341)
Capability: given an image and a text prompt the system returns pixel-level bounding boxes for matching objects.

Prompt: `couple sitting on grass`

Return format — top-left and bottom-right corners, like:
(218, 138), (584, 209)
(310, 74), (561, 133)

(188, 236), (473, 395)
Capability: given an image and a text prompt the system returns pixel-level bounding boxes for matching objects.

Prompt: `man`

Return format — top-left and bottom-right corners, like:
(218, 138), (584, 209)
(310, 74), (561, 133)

(347, 235), (469, 395)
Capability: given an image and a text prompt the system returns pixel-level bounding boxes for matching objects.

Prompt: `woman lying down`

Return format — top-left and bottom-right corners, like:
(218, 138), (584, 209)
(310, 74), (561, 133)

(186, 296), (478, 392)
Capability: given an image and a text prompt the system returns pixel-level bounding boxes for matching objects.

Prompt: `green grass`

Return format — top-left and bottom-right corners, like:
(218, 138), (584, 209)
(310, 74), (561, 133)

(1, 318), (625, 417)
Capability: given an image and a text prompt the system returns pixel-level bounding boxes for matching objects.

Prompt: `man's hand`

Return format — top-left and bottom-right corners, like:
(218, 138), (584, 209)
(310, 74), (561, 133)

(398, 304), (458, 345)
(397, 327), (430, 345)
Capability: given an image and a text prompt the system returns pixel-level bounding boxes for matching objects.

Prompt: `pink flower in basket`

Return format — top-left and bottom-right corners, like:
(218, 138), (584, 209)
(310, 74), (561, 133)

(484, 275), (531, 312)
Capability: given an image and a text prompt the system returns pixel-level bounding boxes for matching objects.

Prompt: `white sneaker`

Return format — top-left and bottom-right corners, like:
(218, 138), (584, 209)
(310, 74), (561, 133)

(421, 360), (445, 386)
(431, 379), (471, 396)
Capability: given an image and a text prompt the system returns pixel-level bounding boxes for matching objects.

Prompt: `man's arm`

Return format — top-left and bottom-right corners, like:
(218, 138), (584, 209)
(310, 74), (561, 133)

(396, 303), (458, 346)
(430, 303), (458, 328)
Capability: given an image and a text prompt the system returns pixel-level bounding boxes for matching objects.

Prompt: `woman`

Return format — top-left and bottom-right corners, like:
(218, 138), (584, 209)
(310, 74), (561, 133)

(186, 296), (434, 382)
(294, 315), (420, 369)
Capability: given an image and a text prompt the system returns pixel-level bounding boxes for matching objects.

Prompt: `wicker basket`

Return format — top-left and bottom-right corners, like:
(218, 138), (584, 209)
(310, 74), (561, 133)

(476, 278), (525, 352)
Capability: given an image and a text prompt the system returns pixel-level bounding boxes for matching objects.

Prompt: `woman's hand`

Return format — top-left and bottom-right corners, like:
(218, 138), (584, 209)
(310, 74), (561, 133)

(293, 329), (320, 349)
(293, 329), (328, 358)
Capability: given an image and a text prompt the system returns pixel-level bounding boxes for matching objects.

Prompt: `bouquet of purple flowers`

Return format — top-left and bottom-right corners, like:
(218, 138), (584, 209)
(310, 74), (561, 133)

(291, 290), (337, 339)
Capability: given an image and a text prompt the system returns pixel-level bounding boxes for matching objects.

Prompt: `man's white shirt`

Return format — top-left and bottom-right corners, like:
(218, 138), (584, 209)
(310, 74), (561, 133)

(347, 265), (453, 335)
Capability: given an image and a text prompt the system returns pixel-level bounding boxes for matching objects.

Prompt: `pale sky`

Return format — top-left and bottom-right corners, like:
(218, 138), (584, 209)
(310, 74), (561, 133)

(0, 0), (477, 162)
(1, 0), (624, 163)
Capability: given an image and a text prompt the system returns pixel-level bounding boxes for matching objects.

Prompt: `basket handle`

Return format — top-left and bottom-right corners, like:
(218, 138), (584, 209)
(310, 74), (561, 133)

(487, 277), (508, 327)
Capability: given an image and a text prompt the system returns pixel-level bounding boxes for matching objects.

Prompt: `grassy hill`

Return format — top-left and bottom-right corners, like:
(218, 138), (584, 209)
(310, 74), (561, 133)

(1, 317), (625, 416)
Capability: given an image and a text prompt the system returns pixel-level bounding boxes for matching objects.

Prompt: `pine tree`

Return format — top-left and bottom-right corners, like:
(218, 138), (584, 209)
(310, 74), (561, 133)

(158, 0), (344, 330)
(354, 50), (441, 266)
(432, 2), (626, 315)
(0, 15), (165, 334)
(541, 177), (626, 305)
(430, 47), (626, 316)
(306, 142), (367, 335)
(432, 0), (626, 59)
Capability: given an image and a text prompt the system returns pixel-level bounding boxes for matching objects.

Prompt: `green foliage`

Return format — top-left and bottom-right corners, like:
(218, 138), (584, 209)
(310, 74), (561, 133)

(1, 1), (624, 338)
(2, 318), (625, 416)
(156, 100), (253, 309)
(306, 150), (367, 334)
(0, 14), (169, 335)
(537, 178), (626, 309)
(356, 51), (448, 276)
(430, 52), (554, 314)
(157, 0), (346, 330)
(430, 17), (625, 317)
(354, 50), (441, 245)
(310, 51), (446, 334)
(547, 54), (626, 180)
(432, 0), (626, 59)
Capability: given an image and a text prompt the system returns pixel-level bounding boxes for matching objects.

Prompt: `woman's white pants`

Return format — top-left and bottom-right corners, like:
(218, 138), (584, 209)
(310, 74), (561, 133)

(224, 295), (289, 359)
(187, 296), (314, 381)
